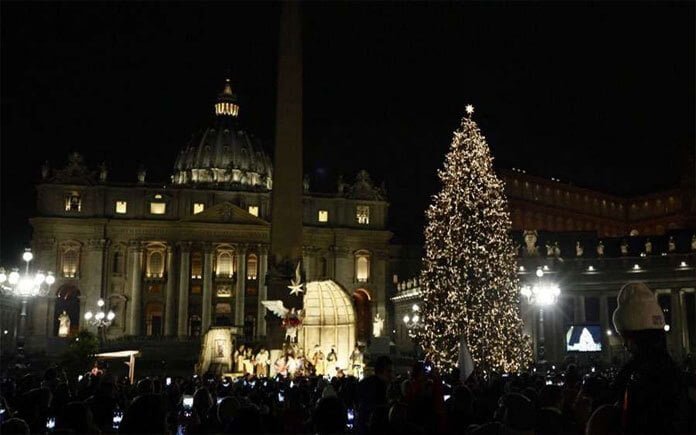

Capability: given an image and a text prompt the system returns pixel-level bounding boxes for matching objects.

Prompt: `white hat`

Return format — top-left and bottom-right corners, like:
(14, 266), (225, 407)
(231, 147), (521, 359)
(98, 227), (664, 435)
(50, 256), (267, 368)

(612, 282), (665, 333)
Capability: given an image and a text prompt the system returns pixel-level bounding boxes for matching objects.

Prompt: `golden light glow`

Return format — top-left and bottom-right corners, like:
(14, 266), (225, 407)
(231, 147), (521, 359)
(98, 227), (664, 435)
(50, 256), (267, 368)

(414, 110), (532, 373)
(318, 210), (329, 222)
(215, 102), (239, 117)
(150, 202), (166, 215)
(115, 201), (127, 214)
(248, 205), (259, 217)
(356, 205), (370, 224)
(193, 202), (205, 214)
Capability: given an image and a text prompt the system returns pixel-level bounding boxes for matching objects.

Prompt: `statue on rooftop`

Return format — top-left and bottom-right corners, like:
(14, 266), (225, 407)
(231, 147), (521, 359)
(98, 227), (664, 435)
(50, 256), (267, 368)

(523, 230), (538, 256)
(575, 241), (584, 257)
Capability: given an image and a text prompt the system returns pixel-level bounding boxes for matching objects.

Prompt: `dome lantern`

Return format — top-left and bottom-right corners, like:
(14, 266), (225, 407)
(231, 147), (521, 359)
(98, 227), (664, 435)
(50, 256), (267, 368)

(214, 79), (239, 117)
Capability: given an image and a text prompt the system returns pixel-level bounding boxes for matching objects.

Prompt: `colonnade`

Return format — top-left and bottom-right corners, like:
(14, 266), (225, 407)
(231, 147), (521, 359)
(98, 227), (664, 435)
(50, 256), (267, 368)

(125, 241), (268, 338)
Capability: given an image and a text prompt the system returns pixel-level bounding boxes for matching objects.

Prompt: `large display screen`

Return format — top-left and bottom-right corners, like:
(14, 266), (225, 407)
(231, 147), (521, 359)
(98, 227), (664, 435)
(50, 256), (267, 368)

(565, 324), (602, 352)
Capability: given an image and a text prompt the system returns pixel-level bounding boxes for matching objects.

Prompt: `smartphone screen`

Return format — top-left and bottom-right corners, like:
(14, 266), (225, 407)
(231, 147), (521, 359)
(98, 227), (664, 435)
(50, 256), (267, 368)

(166, 377), (172, 386)
(183, 395), (194, 409)
(112, 410), (123, 429)
(443, 394), (451, 401)
(278, 391), (285, 402)
(46, 417), (56, 430)
(346, 408), (354, 429)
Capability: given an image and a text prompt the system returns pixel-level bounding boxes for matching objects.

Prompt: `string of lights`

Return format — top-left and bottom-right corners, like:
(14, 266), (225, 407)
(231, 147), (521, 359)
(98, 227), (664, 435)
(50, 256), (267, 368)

(414, 107), (533, 373)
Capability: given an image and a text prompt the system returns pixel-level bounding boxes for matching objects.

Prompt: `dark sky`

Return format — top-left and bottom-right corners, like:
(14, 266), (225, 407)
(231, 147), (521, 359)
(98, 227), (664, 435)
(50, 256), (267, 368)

(1, 1), (694, 263)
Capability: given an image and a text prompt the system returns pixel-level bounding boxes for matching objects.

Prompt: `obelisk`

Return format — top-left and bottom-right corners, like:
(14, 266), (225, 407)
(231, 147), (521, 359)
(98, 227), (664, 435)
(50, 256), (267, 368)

(267, 0), (304, 350)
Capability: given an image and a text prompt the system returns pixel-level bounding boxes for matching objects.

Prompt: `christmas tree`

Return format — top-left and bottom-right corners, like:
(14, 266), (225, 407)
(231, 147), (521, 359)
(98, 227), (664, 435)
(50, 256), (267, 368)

(414, 105), (532, 373)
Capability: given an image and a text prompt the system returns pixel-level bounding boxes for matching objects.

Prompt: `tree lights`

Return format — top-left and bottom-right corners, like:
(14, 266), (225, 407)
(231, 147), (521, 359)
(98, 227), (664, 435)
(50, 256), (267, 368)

(414, 107), (532, 373)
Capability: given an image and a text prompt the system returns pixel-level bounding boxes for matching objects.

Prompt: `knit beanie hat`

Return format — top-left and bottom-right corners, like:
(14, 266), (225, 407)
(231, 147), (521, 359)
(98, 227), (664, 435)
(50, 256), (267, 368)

(612, 282), (665, 334)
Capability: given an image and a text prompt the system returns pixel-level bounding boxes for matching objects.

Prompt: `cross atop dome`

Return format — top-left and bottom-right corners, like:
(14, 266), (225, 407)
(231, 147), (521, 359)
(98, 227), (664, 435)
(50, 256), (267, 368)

(215, 78), (239, 117)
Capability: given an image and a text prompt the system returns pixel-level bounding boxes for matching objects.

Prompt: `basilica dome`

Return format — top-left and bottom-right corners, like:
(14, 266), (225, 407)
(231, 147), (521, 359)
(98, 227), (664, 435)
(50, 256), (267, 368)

(172, 80), (273, 190)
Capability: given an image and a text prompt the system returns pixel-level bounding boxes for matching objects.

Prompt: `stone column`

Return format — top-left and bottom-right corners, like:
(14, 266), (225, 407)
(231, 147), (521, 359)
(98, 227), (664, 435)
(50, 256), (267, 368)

(201, 244), (214, 333)
(127, 242), (143, 336)
(164, 245), (176, 337)
(235, 245), (247, 326)
(669, 290), (683, 360)
(177, 242), (191, 338)
(257, 246), (269, 337)
(679, 289), (690, 352)
(302, 246), (313, 282)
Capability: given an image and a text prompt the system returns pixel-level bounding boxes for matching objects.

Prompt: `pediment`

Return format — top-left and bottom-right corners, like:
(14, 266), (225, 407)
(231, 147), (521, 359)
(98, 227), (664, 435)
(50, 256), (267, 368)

(181, 202), (269, 225)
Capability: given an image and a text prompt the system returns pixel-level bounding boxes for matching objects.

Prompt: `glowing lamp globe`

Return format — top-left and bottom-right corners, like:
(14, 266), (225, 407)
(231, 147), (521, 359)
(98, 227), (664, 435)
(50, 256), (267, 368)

(22, 250), (34, 263)
(84, 312), (94, 321)
(9, 270), (20, 285)
(0, 269), (7, 283)
(45, 273), (55, 286)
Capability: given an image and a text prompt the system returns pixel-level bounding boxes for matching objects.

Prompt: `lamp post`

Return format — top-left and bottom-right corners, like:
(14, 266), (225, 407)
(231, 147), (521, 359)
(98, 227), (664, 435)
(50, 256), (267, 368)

(84, 298), (115, 343)
(520, 267), (560, 363)
(402, 303), (421, 356)
(0, 249), (56, 358)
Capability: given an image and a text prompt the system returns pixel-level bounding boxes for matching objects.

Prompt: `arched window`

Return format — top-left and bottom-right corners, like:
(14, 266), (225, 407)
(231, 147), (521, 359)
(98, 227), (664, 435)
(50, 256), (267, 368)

(147, 250), (164, 278)
(64, 192), (82, 212)
(61, 243), (81, 278)
(247, 254), (258, 280)
(355, 250), (370, 283)
(216, 251), (234, 277)
(112, 251), (124, 274)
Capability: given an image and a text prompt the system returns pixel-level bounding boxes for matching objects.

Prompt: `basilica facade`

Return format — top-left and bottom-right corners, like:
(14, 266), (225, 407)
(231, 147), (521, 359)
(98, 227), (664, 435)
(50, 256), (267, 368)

(25, 81), (391, 355)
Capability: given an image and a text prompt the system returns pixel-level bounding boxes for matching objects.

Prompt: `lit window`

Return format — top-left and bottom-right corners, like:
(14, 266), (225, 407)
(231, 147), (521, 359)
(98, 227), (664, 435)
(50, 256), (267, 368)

(355, 250), (370, 282)
(150, 202), (166, 215)
(247, 254), (258, 280)
(154, 194), (163, 199)
(65, 192), (82, 212)
(147, 250), (164, 278)
(216, 251), (234, 277)
(318, 210), (329, 223)
(193, 202), (205, 214)
(216, 285), (232, 297)
(191, 252), (202, 279)
(356, 205), (370, 224)
(62, 249), (79, 278)
(115, 201), (127, 214)
(248, 206), (259, 217)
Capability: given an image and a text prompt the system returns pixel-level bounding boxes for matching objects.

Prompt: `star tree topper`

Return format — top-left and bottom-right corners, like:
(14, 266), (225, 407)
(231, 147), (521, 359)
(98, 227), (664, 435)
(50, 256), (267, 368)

(287, 261), (304, 296)
(465, 104), (475, 117)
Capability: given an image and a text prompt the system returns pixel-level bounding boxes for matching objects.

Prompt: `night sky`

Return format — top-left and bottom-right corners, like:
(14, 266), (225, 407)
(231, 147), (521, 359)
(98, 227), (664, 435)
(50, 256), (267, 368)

(1, 1), (694, 263)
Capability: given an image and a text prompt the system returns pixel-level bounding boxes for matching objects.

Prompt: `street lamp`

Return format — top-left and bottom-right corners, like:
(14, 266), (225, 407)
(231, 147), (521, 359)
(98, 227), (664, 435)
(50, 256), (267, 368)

(0, 249), (56, 358)
(402, 304), (421, 356)
(520, 267), (560, 363)
(84, 298), (116, 343)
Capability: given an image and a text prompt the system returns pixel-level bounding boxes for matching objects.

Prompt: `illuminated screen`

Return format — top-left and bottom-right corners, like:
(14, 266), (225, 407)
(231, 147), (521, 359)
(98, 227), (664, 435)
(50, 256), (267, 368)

(566, 325), (602, 352)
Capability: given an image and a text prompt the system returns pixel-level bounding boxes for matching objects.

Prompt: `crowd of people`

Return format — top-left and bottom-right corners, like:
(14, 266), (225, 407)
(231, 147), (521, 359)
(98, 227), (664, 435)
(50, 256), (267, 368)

(1, 283), (695, 434)
(1, 351), (694, 435)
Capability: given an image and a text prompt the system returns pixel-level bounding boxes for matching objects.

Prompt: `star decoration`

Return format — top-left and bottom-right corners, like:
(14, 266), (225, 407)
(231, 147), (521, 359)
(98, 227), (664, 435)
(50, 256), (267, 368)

(465, 104), (475, 116)
(287, 261), (305, 296)
(288, 281), (304, 296)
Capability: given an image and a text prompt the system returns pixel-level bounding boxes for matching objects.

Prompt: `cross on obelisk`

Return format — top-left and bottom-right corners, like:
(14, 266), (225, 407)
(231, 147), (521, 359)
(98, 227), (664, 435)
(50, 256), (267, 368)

(267, 0), (304, 350)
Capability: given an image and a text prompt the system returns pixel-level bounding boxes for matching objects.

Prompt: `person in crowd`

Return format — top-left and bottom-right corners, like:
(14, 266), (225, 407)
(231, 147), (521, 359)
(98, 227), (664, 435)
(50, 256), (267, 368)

(256, 347), (270, 377)
(610, 282), (693, 433)
(355, 355), (392, 435)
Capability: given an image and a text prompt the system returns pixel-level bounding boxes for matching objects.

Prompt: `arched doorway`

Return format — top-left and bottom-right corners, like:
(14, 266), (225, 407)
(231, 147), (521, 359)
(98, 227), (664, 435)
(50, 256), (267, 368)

(353, 289), (372, 344)
(54, 285), (80, 337)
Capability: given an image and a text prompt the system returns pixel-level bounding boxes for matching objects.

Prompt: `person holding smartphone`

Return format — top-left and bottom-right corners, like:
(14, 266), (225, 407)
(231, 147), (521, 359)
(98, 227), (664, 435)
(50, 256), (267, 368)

(403, 360), (447, 434)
